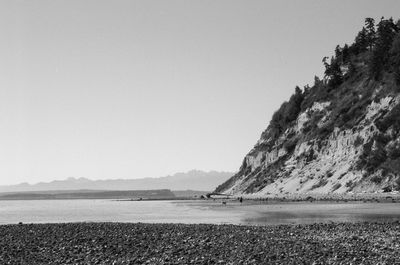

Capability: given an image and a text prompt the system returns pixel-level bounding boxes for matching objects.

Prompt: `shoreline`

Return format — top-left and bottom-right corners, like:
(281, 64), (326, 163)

(1, 194), (399, 203)
(1, 221), (399, 264)
(209, 192), (400, 203)
(0, 190), (399, 202)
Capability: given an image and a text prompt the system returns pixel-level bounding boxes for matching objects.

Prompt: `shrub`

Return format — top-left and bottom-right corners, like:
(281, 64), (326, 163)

(332, 183), (342, 191)
(284, 135), (300, 153)
(371, 175), (383, 184)
(354, 136), (364, 148)
(262, 87), (305, 143)
(315, 122), (335, 140)
(382, 186), (393, 192)
(338, 172), (346, 180)
(380, 158), (400, 175)
(345, 180), (354, 188)
(375, 104), (400, 133)
(311, 178), (328, 190)
(357, 137), (387, 173)
(396, 177), (400, 190)
(387, 143), (400, 159)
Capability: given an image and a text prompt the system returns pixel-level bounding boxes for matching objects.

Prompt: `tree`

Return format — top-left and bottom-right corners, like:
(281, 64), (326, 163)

(347, 60), (357, 78)
(365, 17), (376, 50)
(353, 27), (368, 54)
(390, 33), (400, 85)
(284, 86), (304, 124)
(334, 44), (350, 64)
(369, 18), (397, 80)
(267, 86), (305, 141)
(303, 84), (311, 96)
(334, 45), (342, 59)
(323, 56), (343, 87)
(313, 76), (323, 87)
(342, 44), (350, 63)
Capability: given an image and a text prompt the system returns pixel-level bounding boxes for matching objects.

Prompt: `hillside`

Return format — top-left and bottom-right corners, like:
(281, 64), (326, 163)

(0, 170), (232, 193)
(216, 17), (400, 197)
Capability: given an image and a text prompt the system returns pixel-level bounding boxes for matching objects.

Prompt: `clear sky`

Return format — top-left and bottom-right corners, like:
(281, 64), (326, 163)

(1, 0), (399, 185)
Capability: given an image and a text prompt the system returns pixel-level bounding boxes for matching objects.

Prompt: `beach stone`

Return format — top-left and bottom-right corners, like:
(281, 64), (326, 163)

(0, 222), (400, 264)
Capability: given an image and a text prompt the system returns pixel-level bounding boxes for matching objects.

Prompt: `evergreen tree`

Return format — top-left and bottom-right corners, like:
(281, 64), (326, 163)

(323, 56), (343, 87)
(365, 17), (376, 50)
(353, 27), (368, 54)
(268, 86), (305, 139)
(369, 18), (397, 80)
(347, 60), (357, 78)
(334, 45), (342, 60)
(303, 84), (311, 96)
(342, 44), (350, 63)
(390, 33), (400, 85)
(284, 86), (304, 123)
(313, 76), (323, 87)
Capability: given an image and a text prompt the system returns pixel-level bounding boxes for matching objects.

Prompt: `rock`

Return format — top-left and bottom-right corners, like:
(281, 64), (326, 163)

(1, 222), (399, 264)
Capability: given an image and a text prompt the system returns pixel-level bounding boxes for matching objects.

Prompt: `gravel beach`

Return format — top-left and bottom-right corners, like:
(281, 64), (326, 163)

(1, 222), (400, 264)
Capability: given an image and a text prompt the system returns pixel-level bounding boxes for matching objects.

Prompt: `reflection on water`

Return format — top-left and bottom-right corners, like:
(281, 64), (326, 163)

(238, 202), (400, 225)
(0, 199), (400, 225)
(244, 211), (400, 225)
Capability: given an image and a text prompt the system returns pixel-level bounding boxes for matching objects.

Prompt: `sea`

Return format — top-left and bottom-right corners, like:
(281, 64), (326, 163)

(1, 199), (400, 225)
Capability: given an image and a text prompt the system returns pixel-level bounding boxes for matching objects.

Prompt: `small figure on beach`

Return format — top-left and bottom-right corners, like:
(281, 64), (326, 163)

(239, 197), (243, 203)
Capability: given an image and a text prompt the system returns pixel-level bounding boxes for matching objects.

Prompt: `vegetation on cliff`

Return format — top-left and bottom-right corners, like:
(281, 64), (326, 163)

(216, 17), (400, 194)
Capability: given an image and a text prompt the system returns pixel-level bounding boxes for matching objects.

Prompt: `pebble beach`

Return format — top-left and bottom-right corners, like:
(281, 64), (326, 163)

(1, 222), (400, 264)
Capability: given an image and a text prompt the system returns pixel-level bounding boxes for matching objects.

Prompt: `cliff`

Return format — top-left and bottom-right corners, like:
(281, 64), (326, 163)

(216, 17), (400, 196)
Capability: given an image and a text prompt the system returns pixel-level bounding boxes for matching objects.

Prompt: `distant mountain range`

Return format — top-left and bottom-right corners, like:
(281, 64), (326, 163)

(0, 170), (233, 193)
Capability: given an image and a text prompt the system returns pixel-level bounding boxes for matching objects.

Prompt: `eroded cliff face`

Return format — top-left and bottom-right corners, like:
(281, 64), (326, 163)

(216, 86), (400, 196)
(215, 17), (400, 196)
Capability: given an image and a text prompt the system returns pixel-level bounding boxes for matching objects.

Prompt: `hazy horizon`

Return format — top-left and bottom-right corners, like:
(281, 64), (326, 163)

(0, 169), (234, 186)
(1, 0), (400, 186)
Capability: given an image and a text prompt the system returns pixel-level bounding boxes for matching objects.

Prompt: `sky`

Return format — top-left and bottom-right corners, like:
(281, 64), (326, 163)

(1, 0), (400, 186)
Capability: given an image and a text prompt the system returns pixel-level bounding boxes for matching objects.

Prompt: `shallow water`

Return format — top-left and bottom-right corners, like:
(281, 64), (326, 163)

(1, 199), (400, 225)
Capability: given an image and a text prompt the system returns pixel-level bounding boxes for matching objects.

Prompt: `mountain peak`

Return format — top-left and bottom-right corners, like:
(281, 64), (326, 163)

(0, 170), (233, 193)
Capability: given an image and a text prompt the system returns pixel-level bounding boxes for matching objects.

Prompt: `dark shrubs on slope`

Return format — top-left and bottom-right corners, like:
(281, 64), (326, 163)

(261, 86), (304, 143)
(375, 104), (400, 133)
(216, 17), (400, 193)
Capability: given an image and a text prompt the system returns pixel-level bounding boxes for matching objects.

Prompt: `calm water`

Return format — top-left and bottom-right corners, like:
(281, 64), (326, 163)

(1, 199), (400, 225)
